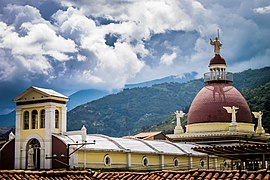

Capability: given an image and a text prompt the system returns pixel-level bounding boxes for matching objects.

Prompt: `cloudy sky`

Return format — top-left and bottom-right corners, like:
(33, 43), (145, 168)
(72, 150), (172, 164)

(0, 0), (270, 114)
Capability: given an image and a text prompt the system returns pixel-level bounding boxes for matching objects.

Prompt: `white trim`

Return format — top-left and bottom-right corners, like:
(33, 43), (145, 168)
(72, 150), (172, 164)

(142, 156), (149, 166)
(104, 154), (112, 166)
(160, 154), (164, 169)
(173, 157), (180, 167)
(189, 156), (193, 169)
(127, 152), (131, 168)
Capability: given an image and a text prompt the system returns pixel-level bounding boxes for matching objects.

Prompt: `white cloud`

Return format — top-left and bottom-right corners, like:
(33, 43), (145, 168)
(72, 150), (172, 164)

(160, 51), (177, 66)
(0, 0), (269, 95)
(254, 5), (270, 14)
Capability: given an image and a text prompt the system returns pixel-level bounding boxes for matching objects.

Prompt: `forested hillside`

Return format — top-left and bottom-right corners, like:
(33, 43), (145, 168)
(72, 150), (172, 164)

(68, 67), (270, 137)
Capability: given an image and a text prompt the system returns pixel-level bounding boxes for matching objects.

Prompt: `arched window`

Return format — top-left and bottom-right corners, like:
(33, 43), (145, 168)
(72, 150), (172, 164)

(31, 110), (38, 129)
(104, 155), (111, 166)
(55, 110), (59, 129)
(142, 156), (149, 166)
(40, 109), (45, 128)
(173, 158), (179, 167)
(23, 111), (29, 130)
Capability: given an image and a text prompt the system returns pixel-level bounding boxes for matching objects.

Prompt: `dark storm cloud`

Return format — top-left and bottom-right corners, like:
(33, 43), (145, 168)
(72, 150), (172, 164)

(0, 0), (270, 114)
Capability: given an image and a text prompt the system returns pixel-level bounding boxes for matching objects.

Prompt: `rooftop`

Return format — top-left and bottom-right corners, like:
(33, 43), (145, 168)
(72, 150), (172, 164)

(1, 169), (270, 180)
(54, 133), (204, 156)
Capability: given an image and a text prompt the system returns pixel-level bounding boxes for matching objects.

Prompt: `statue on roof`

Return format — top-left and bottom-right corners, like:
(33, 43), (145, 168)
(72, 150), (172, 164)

(174, 110), (185, 134)
(252, 111), (265, 134)
(223, 106), (239, 126)
(210, 37), (222, 55)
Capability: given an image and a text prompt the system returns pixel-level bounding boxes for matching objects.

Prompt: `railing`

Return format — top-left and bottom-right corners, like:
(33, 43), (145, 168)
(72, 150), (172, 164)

(204, 72), (233, 83)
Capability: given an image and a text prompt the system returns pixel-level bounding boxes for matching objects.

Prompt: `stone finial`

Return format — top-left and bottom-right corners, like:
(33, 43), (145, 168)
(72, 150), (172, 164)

(252, 111), (265, 134)
(9, 131), (15, 140)
(81, 125), (87, 142)
(174, 110), (185, 134)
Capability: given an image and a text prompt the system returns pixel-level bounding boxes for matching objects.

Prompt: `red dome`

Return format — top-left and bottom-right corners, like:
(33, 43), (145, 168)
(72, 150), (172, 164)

(187, 83), (252, 125)
(209, 54), (226, 66)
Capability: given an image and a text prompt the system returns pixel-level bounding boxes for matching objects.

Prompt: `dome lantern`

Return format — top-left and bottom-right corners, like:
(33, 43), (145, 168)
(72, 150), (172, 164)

(204, 37), (233, 84)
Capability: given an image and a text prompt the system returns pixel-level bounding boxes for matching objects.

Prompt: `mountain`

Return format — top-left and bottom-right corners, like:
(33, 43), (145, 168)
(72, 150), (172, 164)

(67, 89), (110, 111)
(125, 72), (197, 89)
(0, 111), (15, 128)
(67, 67), (270, 137)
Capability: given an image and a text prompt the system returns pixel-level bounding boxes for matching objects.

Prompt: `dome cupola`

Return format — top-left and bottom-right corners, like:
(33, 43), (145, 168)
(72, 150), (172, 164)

(186, 36), (253, 133)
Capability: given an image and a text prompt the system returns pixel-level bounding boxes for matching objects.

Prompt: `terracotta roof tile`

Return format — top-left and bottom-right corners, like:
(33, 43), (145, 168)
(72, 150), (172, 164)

(2, 169), (270, 180)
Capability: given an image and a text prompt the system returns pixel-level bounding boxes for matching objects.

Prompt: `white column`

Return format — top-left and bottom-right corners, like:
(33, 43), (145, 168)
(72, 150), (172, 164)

(214, 157), (218, 169)
(61, 105), (67, 133)
(44, 105), (55, 169)
(15, 108), (22, 169)
(127, 152), (131, 169)
(189, 156), (193, 169)
(160, 154), (164, 170)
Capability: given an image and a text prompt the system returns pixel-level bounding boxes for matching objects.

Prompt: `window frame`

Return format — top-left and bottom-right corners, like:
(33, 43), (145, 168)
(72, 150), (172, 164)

(104, 154), (112, 166)
(142, 156), (149, 166)
(23, 111), (30, 130)
(31, 110), (38, 129)
(55, 109), (59, 129)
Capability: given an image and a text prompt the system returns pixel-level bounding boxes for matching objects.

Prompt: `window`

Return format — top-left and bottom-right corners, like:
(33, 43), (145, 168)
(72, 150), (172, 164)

(23, 111), (29, 130)
(104, 155), (111, 166)
(200, 159), (205, 168)
(142, 156), (149, 166)
(173, 158), (179, 167)
(40, 109), (45, 128)
(31, 110), (38, 129)
(55, 110), (59, 128)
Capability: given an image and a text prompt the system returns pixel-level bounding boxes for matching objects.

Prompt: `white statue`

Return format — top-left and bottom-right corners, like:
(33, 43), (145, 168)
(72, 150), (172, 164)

(252, 111), (265, 134)
(174, 110), (185, 134)
(81, 125), (87, 142)
(210, 37), (222, 54)
(223, 106), (239, 126)
(27, 145), (34, 169)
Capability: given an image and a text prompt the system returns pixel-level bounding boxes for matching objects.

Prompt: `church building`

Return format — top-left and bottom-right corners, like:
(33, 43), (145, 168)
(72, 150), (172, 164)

(0, 87), (223, 170)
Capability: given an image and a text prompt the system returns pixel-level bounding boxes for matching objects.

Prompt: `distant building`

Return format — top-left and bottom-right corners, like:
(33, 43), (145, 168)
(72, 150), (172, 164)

(124, 131), (170, 140)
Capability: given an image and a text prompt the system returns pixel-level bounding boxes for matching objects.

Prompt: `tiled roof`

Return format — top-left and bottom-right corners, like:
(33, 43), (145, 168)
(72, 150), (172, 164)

(91, 169), (270, 180)
(1, 169), (270, 180)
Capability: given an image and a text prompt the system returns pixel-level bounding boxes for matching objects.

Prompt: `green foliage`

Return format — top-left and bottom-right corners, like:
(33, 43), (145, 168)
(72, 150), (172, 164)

(68, 67), (270, 137)
(243, 81), (270, 132)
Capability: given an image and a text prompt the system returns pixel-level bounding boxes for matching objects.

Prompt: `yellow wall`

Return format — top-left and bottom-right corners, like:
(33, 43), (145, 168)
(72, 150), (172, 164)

(186, 122), (254, 133)
(77, 151), (128, 169)
(21, 107), (46, 141)
(76, 150), (226, 171)
(21, 91), (45, 101)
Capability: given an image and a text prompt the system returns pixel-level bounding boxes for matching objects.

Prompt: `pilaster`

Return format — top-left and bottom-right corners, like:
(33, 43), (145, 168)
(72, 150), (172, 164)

(14, 108), (22, 169)
(61, 106), (67, 133)
(44, 105), (55, 169)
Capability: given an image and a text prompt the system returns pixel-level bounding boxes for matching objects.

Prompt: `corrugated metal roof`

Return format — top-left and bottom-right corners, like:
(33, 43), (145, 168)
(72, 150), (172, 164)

(54, 133), (205, 156)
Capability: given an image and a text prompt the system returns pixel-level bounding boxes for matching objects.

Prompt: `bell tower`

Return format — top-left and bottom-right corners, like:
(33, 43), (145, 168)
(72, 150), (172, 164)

(13, 86), (69, 169)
